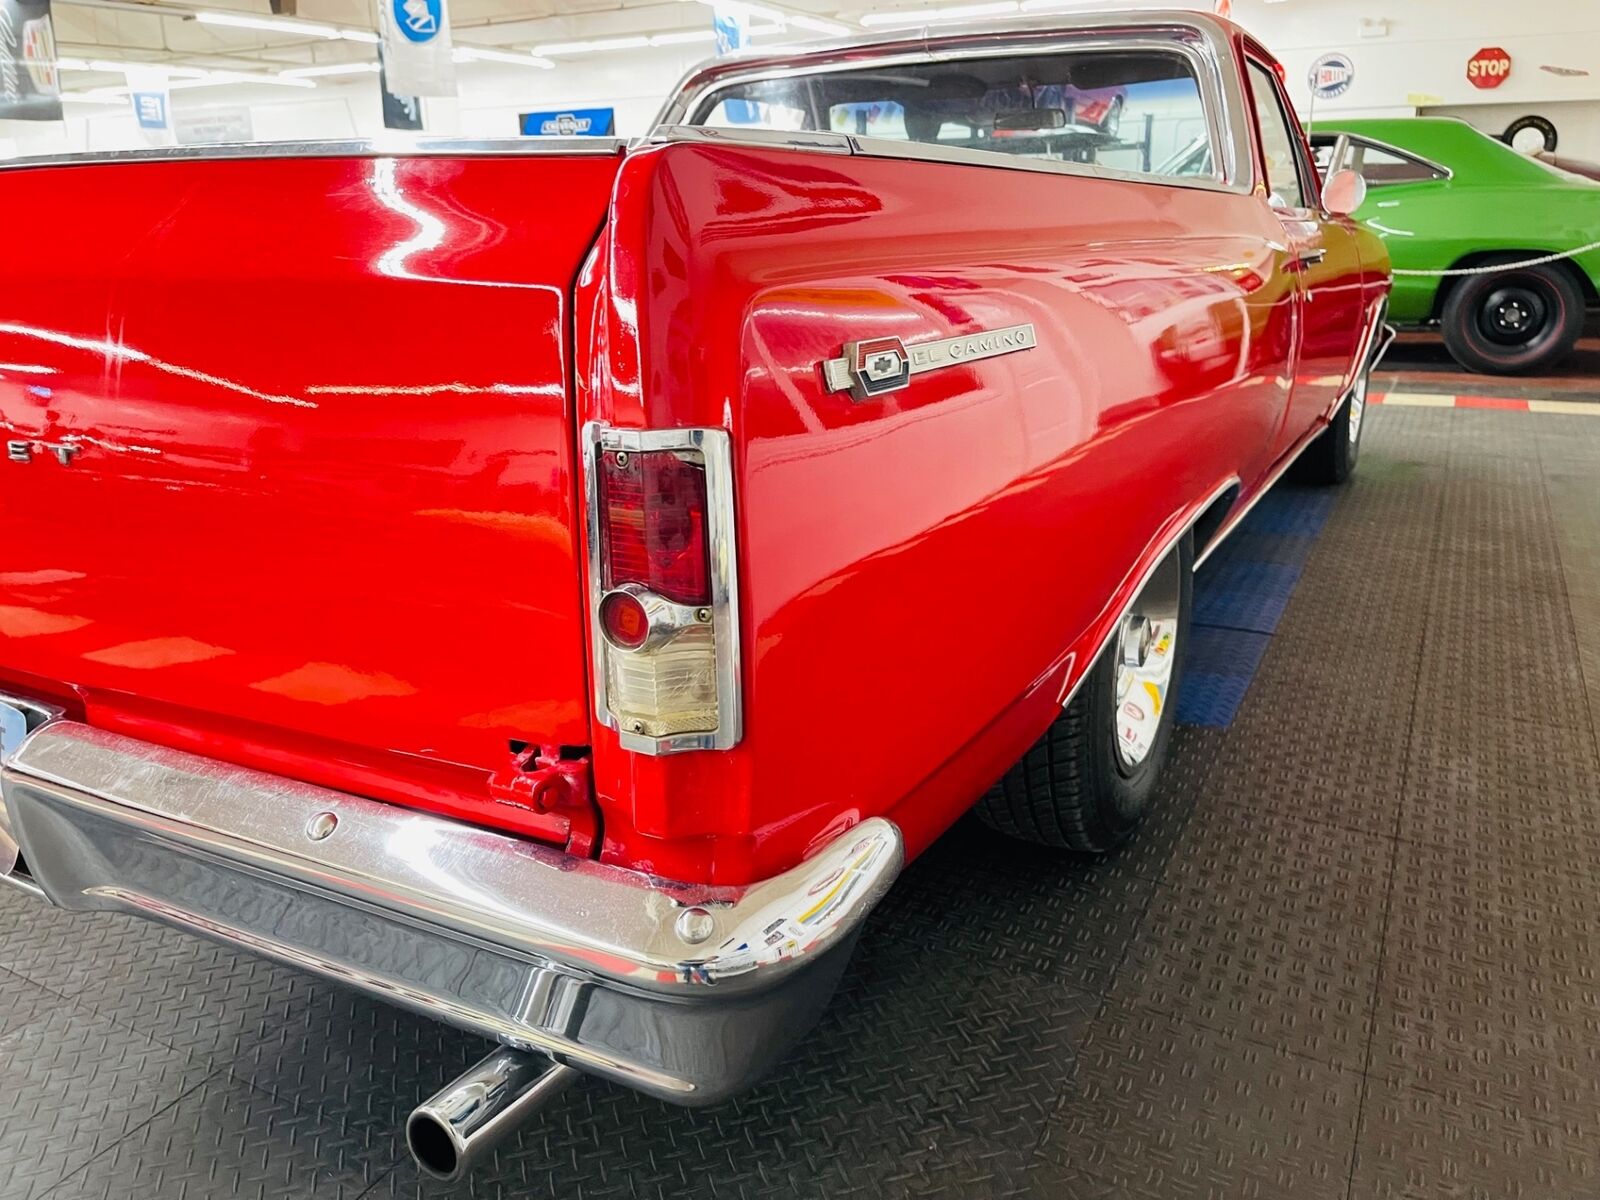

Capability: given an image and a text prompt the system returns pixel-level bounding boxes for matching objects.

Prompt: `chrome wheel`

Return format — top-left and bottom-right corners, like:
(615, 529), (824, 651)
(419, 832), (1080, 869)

(1113, 553), (1182, 770)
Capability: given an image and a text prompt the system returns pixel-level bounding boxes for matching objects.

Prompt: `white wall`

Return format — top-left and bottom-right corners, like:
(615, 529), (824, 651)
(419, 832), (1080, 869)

(1230, 0), (1600, 157)
(3, 0), (1598, 158)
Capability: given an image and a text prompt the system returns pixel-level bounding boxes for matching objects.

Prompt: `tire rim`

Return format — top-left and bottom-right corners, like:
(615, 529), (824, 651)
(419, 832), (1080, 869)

(1477, 282), (1550, 347)
(1348, 359), (1368, 445)
(1112, 554), (1182, 770)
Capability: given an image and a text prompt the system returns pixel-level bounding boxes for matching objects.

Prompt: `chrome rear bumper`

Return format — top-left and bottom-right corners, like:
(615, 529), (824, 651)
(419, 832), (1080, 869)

(0, 715), (901, 1104)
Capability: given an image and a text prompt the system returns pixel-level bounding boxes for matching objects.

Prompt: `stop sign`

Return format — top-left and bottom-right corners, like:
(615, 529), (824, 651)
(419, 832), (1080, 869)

(1467, 47), (1512, 89)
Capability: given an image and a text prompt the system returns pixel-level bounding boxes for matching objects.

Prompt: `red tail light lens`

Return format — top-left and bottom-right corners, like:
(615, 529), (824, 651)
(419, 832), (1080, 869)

(599, 449), (711, 605)
(598, 589), (650, 650)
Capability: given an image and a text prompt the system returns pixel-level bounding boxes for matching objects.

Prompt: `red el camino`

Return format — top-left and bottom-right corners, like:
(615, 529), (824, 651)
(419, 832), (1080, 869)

(0, 9), (1389, 1180)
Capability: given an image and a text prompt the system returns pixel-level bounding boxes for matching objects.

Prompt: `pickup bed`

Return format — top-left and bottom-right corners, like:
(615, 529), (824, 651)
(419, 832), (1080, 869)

(0, 8), (1390, 1179)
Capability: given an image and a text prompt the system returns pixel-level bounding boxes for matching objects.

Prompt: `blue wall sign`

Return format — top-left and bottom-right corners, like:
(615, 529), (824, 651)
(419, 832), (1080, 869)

(1308, 53), (1354, 100)
(519, 107), (616, 136)
(393, 0), (442, 44)
(131, 90), (167, 130)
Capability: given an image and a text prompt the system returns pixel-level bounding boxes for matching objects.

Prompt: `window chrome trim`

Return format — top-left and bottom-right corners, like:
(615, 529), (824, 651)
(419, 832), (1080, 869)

(651, 14), (1253, 195)
(0, 136), (627, 172)
(649, 125), (855, 155)
(581, 423), (743, 756)
(1315, 131), (1454, 184)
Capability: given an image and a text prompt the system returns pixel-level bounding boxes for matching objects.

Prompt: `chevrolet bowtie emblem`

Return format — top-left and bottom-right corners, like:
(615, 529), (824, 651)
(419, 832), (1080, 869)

(820, 323), (1038, 401)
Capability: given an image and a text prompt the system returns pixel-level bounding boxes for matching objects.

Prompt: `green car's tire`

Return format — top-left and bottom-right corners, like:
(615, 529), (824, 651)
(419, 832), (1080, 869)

(1441, 260), (1585, 375)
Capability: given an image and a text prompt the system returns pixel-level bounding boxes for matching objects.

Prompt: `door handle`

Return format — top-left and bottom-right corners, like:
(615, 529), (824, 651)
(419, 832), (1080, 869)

(1294, 248), (1328, 268)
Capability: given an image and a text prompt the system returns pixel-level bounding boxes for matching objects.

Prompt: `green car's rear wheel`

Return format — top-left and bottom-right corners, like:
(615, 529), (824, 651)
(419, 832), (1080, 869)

(1441, 260), (1585, 375)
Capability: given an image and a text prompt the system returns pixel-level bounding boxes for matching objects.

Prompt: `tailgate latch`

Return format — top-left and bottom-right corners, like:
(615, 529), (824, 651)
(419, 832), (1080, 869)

(487, 744), (598, 857)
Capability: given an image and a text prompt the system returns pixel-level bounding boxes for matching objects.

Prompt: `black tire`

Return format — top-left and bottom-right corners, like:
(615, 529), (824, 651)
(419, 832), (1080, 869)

(975, 537), (1192, 852)
(1440, 260), (1585, 375)
(1298, 375), (1366, 485)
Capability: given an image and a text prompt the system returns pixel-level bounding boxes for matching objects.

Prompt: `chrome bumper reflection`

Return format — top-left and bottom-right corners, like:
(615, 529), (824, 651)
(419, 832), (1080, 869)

(0, 717), (901, 1103)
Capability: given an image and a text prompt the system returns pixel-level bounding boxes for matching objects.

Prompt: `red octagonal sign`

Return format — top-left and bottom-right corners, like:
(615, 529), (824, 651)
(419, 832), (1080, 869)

(1467, 47), (1512, 89)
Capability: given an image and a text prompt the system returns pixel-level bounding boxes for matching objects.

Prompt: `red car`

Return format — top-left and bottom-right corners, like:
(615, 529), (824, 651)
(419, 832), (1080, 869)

(0, 10), (1388, 1181)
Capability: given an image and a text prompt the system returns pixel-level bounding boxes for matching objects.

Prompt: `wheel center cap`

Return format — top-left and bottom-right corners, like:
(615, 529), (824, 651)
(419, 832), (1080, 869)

(1121, 614), (1155, 669)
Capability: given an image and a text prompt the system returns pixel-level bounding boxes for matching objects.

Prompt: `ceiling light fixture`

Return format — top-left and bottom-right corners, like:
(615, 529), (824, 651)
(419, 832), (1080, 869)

(278, 61), (380, 78)
(196, 11), (341, 38)
(782, 13), (851, 33)
(451, 46), (555, 68)
(859, 2), (1018, 27)
(194, 11), (379, 43)
(533, 35), (651, 55)
(177, 69), (318, 88)
(648, 29), (718, 45)
(682, 0), (851, 36)
(87, 56), (208, 78)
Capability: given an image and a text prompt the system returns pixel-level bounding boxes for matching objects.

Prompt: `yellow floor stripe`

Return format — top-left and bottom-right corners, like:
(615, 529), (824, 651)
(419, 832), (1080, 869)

(1379, 392), (1455, 407)
(1527, 399), (1600, 415)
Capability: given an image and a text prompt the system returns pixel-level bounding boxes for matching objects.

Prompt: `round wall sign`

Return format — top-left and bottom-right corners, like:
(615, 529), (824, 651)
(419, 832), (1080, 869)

(1467, 47), (1513, 89)
(1503, 114), (1557, 153)
(1308, 53), (1355, 100)
(393, 0), (443, 43)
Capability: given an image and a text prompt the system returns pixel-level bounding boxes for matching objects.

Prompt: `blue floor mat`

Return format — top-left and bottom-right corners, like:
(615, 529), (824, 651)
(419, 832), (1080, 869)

(1192, 559), (1305, 634)
(1175, 626), (1273, 727)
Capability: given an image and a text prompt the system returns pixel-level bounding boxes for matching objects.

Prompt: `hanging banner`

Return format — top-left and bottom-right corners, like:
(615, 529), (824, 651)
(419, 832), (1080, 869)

(124, 65), (173, 145)
(0, 0), (62, 121)
(519, 107), (614, 137)
(712, 6), (762, 125)
(712, 5), (746, 56)
(378, 47), (423, 130)
(377, 0), (454, 98)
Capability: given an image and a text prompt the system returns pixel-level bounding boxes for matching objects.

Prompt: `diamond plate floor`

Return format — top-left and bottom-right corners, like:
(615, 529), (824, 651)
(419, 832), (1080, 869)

(3, 403), (1599, 1199)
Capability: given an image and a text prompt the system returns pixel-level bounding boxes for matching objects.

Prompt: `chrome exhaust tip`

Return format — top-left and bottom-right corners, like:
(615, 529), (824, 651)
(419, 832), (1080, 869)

(406, 1048), (579, 1183)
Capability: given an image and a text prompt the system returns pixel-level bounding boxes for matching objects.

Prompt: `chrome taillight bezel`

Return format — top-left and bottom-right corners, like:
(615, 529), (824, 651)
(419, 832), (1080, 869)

(581, 422), (742, 755)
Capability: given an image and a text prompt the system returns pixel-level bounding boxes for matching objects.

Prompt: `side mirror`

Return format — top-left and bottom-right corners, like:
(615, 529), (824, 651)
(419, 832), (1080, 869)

(1321, 167), (1367, 216)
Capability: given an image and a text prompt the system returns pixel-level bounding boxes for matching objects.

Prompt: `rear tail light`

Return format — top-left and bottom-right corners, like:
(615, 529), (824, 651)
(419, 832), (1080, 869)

(599, 450), (710, 605)
(584, 425), (741, 754)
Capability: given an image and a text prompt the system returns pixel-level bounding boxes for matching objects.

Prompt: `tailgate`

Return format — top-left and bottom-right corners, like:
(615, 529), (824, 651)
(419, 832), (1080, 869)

(0, 148), (621, 842)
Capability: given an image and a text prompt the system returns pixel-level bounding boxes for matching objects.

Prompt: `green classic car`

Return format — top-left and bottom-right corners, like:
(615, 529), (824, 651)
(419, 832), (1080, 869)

(1306, 117), (1599, 375)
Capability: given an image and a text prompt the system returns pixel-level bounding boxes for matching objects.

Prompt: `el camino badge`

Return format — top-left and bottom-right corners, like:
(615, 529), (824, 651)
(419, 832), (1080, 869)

(821, 323), (1037, 401)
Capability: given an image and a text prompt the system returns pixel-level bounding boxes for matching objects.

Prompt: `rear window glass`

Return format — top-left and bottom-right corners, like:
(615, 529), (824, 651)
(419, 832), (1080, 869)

(690, 49), (1216, 183)
(1346, 140), (1446, 186)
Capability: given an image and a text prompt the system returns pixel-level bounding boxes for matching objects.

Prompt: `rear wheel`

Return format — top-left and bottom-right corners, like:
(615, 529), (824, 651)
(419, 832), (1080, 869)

(1299, 354), (1369, 485)
(975, 537), (1191, 852)
(1441, 260), (1584, 375)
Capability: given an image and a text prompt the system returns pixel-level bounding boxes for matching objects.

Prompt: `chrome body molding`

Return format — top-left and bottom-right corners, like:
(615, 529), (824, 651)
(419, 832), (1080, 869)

(650, 12), (1255, 196)
(580, 422), (744, 755)
(0, 718), (901, 1103)
(0, 136), (627, 172)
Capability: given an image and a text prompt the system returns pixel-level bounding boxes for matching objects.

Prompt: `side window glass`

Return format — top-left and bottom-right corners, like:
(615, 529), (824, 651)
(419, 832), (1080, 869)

(1246, 61), (1307, 208)
(1310, 136), (1339, 174)
(1348, 140), (1446, 185)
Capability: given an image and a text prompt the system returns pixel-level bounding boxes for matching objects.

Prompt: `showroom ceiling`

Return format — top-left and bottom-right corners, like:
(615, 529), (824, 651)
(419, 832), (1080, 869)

(49, 0), (1222, 100)
(49, 0), (870, 95)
